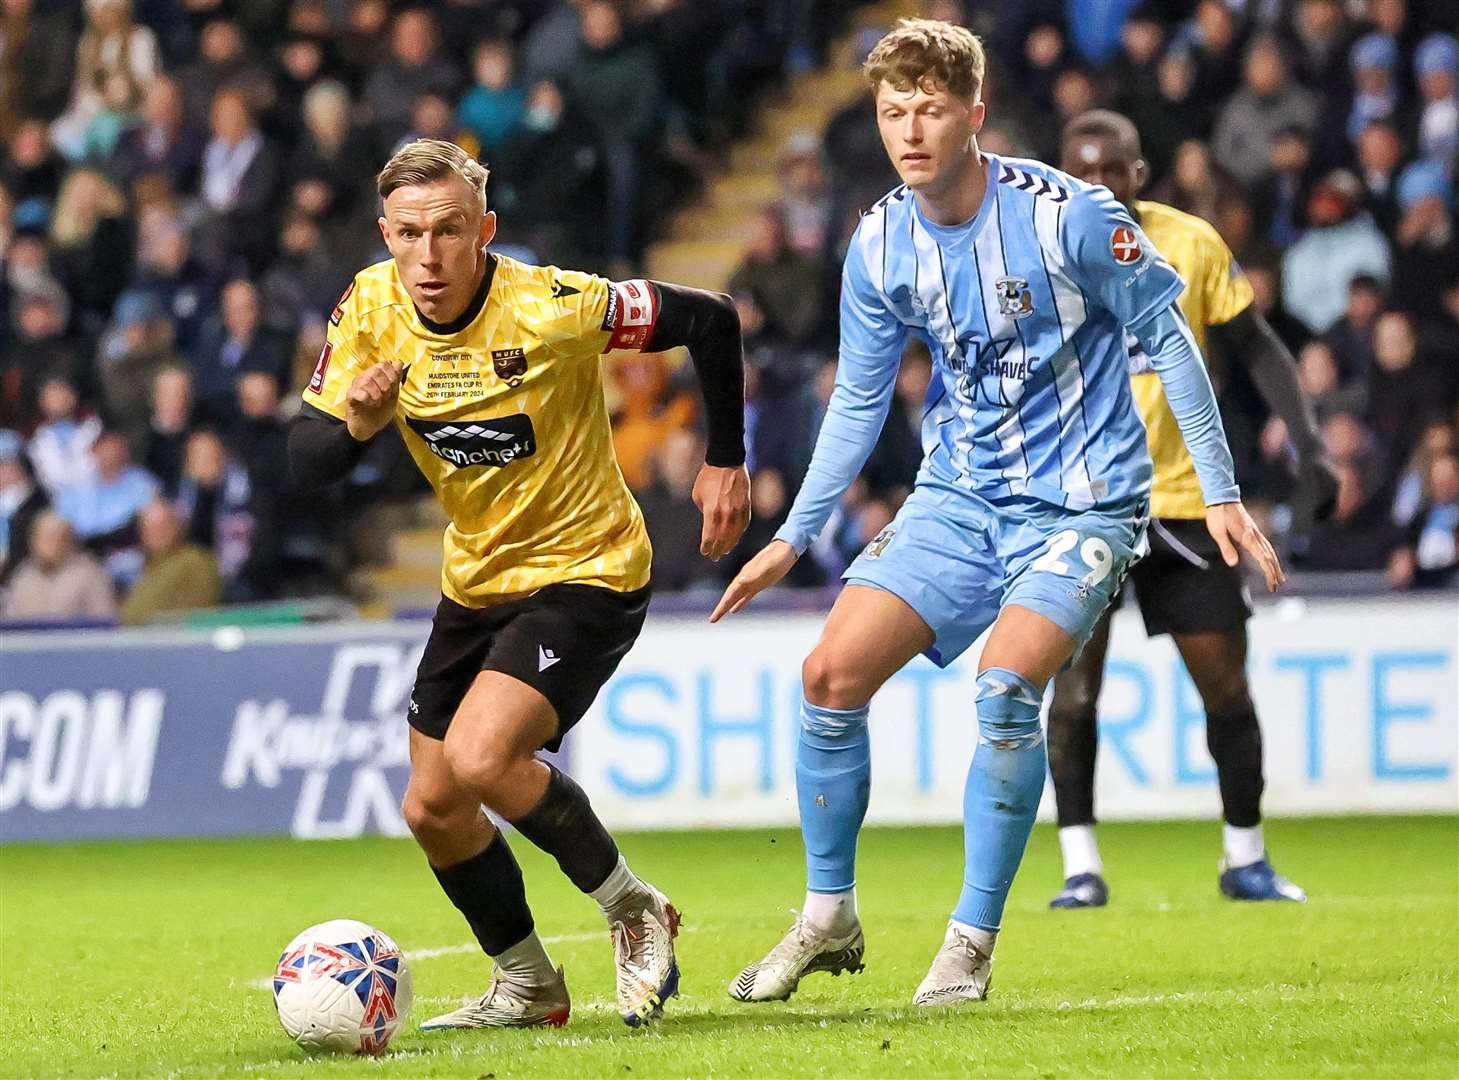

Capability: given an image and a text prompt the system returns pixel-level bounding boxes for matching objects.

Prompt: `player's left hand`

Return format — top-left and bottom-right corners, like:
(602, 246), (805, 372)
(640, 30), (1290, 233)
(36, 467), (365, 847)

(1205, 501), (1285, 592)
(692, 463), (751, 560)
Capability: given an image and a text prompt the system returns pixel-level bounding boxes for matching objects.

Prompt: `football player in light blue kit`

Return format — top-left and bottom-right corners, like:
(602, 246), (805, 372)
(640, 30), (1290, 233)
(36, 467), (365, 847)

(714, 19), (1285, 1008)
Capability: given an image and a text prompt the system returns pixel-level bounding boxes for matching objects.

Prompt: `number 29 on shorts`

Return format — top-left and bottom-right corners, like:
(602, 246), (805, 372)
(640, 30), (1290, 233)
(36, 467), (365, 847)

(1031, 529), (1115, 589)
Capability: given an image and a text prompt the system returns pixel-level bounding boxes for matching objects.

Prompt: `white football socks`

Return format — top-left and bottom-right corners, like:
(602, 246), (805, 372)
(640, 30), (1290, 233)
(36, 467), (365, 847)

(803, 888), (858, 934)
(590, 854), (647, 915)
(1059, 824), (1104, 879)
(1223, 824), (1265, 868)
(494, 931), (557, 988)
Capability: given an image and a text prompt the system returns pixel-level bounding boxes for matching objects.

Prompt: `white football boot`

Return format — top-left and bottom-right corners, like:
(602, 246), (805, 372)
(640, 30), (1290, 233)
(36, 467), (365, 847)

(419, 966), (571, 1030)
(728, 913), (865, 1003)
(912, 923), (994, 1007)
(607, 883), (681, 1027)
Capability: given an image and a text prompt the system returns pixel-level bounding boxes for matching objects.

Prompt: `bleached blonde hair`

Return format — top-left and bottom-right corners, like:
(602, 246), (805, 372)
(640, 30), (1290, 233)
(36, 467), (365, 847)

(376, 139), (489, 214)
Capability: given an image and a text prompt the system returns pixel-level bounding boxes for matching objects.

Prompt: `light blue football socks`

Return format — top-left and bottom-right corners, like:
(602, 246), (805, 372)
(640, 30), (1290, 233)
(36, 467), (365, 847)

(797, 698), (872, 894)
(953, 667), (1047, 931)
(797, 669), (1045, 935)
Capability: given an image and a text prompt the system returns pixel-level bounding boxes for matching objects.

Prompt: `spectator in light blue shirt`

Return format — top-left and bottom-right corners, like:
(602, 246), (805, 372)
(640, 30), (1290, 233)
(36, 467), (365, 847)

(27, 375), (101, 495)
(54, 430), (157, 550)
(1281, 169), (1391, 333)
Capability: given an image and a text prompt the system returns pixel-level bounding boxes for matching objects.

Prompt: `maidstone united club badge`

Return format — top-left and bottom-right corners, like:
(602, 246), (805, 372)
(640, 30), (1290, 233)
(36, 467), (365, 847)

(995, 276), (1034, 320)
(491, 347), (528, 387)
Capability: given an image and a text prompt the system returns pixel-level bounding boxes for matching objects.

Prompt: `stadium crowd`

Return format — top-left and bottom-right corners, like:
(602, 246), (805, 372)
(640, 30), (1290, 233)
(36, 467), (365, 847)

(1, 0), (1456, 625)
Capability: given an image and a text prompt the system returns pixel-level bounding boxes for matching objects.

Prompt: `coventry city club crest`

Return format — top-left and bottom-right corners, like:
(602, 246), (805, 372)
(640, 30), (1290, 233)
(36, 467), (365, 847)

(864, 526), (896, 560)
(995, 276), (1034, 320)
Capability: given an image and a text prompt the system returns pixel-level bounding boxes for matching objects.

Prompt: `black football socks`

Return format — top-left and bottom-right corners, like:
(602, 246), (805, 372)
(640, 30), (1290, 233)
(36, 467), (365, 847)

(510, 763), (620, 894)
(1207, 705), (1265, 829)
(432, 831), (536, 957)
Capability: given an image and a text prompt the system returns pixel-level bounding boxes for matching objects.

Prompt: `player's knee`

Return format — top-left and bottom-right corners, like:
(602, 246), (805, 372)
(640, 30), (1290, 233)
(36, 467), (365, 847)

(400, 792), (440, 840)
(1046, 698), (1093, 775)
(974, 667), (1044, 743)
(1200, 671), (1254, 720)
(401, 784), (472, 844)
(442, 730), (517, 800)
(801, 648), (874, 710)
(1048, 681), (1097, 728)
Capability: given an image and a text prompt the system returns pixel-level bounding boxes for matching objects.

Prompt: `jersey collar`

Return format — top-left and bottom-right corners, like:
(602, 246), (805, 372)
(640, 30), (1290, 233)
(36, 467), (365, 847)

(910, 152), (1001, 241)
(414, 252), (496, 336)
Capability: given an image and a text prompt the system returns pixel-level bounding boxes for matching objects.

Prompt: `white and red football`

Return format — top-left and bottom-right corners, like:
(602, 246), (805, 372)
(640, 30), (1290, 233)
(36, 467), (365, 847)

(272, 919), (412, 1054)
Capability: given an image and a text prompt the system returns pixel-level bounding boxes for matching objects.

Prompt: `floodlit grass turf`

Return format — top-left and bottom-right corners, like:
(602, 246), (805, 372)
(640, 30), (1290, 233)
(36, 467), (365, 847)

(2, 817), (1455, 1078)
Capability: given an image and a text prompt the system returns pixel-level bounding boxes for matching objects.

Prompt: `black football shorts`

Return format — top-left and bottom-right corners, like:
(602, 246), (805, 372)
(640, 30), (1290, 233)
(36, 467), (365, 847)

(1122, 517), (1253, 637)
(408, 583), (650, 750)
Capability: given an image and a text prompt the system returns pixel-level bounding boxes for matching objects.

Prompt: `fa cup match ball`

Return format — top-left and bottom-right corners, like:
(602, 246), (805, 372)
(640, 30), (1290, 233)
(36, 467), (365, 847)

(272, 919), (412, 1054)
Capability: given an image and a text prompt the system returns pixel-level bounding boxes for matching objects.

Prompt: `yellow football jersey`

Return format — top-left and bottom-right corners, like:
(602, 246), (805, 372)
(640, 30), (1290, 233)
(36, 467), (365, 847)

(302, 254), (656, 606)
(1130, 200), (1255, 520)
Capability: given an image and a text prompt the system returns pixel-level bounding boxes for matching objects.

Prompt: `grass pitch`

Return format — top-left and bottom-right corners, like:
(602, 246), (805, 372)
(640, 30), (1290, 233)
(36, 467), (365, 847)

(2, 816), (1455, 1078)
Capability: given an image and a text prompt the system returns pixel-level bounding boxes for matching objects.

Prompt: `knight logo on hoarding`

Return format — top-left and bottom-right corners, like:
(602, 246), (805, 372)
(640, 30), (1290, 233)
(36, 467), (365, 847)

(220, 644), (419, 839)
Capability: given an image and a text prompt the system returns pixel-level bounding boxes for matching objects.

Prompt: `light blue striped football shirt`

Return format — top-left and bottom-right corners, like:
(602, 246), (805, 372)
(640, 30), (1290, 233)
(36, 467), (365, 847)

(776, 152), (1239, 554)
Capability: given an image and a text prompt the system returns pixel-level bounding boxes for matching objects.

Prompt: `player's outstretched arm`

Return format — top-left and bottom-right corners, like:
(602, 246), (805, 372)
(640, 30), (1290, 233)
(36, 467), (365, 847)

(642, 281), (750, 559)
(711, 338), (903, 620)
(710, 228), (905, 619)
(1059, 187), (1280, 585)
(1132, 302), (1284, 591)
(709, 539), (797, 623)
(1204, 501), (1284, 588)
(287, 361), (402, 489)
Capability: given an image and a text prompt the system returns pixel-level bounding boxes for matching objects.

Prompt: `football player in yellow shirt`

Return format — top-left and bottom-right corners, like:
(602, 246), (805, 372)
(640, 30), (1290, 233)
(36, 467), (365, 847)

(1049, 111), (1337, 907)
(288, 140), (750, 1030)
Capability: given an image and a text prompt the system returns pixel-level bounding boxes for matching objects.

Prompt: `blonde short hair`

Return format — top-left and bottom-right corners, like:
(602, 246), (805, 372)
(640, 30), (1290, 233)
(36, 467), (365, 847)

(863, 18), (986, 101)
(376, 139), (490, 213)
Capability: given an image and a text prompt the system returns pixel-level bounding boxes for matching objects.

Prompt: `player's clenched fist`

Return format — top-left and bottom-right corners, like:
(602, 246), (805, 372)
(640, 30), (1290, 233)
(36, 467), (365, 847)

(346, 361), (404, 441)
